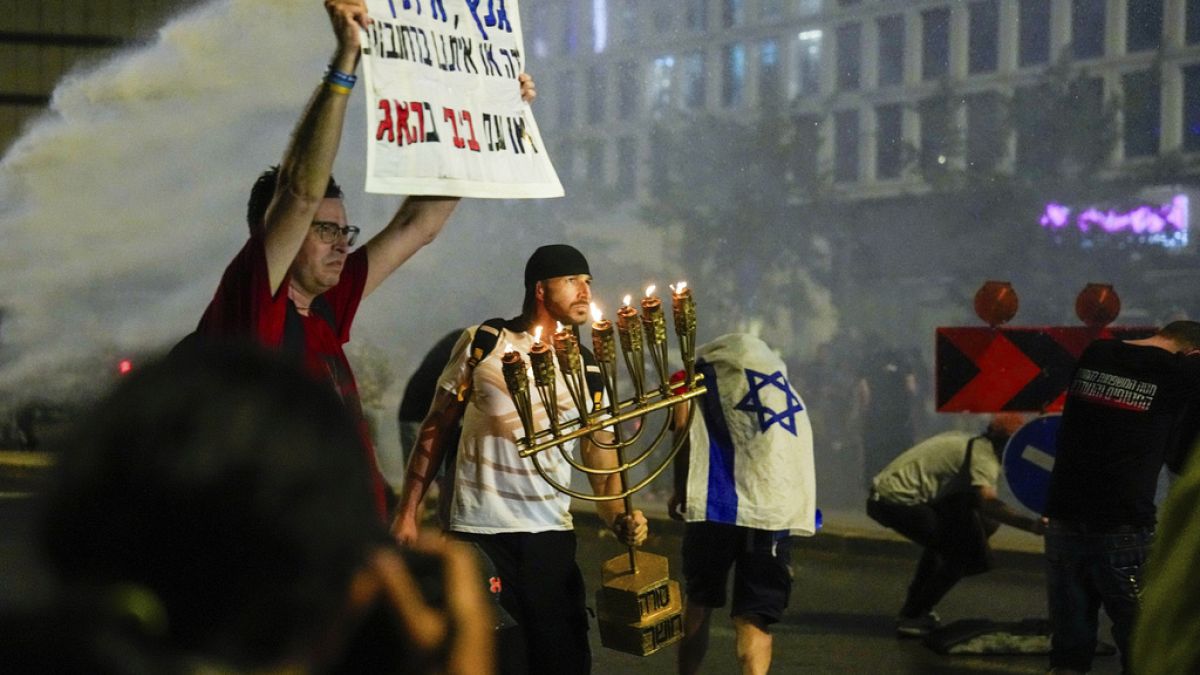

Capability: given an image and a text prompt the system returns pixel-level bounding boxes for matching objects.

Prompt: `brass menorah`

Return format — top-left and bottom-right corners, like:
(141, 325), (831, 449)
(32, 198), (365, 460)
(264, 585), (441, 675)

(501, 284), (707, 656)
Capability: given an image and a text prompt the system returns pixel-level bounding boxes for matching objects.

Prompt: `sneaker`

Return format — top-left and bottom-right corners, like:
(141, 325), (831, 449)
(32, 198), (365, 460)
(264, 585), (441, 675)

(895, 611), (940, 638)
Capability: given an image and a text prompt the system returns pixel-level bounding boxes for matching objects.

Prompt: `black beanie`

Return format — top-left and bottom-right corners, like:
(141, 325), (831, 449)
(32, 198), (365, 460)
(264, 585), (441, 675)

(524, 244), (590, 288)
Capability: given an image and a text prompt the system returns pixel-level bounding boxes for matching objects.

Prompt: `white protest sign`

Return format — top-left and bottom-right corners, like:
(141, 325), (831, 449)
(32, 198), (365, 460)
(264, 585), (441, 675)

(360, 0), (562, 198)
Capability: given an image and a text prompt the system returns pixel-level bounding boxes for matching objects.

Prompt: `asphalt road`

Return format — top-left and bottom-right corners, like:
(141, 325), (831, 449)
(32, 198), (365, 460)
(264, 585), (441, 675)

(1, 486), (1122, 674)
(576, 515), (1121, 675)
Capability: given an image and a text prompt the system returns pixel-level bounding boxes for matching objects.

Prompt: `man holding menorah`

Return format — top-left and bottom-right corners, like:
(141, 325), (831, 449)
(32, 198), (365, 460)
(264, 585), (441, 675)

(391, 243), (648, 675)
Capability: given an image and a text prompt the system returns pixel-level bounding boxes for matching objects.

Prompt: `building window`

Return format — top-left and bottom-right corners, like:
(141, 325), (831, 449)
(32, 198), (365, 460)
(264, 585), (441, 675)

(759, 39), (783, 108)
(723, 0), (745, 28)
(587, 141), (606, 184)
(797, 0), (821, 17)
(616, 0), (637, 45)
(1123, 70), (1160, 158)
(834, 110), (860, 183)
(1126, 0), (1163, 53)
(1071, 0), (1105, 60)
(686, 0), (707, 32)
(875, 104), (904, 180)
(791, 114), (822, 185)
(760, 0), (788, 22)
(592, 0), (607, 53)
(966, 92), (1005, 171)
(617, 61), (639, 120)
(919, 96), (954, 176)
(1184, 64), (1200, 152)
(588, 65), (606, 124)
(836, 23), (862, 91)
(647, 55), (675, 112)
(564, 0), (579, 55)
(1019, 0), (1051, 67)
(1189, 0), (1200, 45)
(617, 136), (636, 194)
(558, 70), (577, 128)
(793, 29), (823, 98)
(683, 51), (707, 109)
(922, 8), (951, 81)
(969, 0), (999, 75)
(722, 43), (746, 107)
(877, 15), (905, 87)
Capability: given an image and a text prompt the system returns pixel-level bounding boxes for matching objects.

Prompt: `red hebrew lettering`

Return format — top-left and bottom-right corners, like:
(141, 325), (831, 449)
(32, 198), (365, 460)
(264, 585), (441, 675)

(410, 101), (425, 142)
(443, 106), (465, 148)
(460, 110), (481, 152)
(375, 100), (395, 142)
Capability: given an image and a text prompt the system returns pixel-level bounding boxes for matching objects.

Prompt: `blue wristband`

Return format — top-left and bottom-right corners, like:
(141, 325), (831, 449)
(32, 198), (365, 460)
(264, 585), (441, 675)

(324, 67), (357, 89)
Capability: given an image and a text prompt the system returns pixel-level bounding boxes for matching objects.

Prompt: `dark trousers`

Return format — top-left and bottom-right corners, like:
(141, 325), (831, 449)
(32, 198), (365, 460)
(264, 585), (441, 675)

(867, 492), (997, 617)
(453, 530), (590, 675)
(1045, 522), (1154, 674)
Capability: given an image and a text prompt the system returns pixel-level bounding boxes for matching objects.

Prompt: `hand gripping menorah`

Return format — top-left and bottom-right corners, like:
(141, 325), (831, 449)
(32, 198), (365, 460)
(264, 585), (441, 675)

(500, 283), (706, 656)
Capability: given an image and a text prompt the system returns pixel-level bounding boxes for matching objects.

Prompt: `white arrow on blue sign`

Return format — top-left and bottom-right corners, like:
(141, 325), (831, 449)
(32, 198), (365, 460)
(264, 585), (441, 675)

(1002, 414), (1062, 514)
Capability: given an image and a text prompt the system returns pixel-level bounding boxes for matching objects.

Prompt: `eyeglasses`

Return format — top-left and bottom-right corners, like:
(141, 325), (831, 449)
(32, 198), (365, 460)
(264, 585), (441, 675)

(312, 221), (360, 246)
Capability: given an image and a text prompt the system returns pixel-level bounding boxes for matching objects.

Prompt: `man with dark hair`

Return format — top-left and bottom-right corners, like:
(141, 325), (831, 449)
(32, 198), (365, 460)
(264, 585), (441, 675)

(192, 1), (536, 517)
(867, 413), (1046, 637)
(26, 345), (493, 674)
(1044, 321), (1200, 674)
(391, 244), (648, 675)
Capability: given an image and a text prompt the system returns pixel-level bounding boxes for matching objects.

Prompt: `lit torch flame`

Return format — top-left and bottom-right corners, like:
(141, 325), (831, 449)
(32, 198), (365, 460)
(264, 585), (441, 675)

(503, 342), (514, 355)
(591, 302), (603, 323)
(623, 294), (632, 307)
(645, 284), (656, 298)
(533, 325), (543, 343)
(556, 321), (564, 332)
(671, 281), (688, 294)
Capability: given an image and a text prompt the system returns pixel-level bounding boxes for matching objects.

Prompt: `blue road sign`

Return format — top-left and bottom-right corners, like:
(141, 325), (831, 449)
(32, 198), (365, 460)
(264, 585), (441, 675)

(1003, 414), (1061, 514)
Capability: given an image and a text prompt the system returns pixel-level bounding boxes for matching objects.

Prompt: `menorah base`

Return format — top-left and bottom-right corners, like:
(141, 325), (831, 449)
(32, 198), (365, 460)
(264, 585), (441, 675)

(596, 551), (684, 656)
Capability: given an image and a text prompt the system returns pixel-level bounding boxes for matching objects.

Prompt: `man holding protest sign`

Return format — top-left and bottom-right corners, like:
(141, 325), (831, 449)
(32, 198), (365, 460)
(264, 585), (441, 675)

(194, 0), (537, 519)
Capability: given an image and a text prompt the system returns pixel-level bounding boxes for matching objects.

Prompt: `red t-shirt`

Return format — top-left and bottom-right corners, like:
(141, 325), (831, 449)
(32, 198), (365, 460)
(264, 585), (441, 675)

(196, 236), (388, 519)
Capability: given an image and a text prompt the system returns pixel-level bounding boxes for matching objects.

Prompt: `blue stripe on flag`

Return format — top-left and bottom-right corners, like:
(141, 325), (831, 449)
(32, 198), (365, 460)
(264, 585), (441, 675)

(698, 361), (738, 523)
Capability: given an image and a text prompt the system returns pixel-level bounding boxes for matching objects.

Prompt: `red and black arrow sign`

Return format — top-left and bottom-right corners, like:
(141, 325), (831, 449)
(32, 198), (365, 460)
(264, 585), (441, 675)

(936, 326), (1155, 413)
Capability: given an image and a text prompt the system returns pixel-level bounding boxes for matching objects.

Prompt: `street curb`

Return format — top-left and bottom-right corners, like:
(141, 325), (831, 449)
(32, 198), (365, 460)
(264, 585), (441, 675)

(571, 501), (1045, 571)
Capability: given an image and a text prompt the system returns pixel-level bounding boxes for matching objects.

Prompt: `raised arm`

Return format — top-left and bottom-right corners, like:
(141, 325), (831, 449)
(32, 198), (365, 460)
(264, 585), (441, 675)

(391, 388), (466, 545)
(261, 0), (368, 293)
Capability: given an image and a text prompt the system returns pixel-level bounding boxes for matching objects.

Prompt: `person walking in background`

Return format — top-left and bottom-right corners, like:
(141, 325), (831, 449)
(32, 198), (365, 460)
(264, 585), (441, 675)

(669, 333), (817, 675)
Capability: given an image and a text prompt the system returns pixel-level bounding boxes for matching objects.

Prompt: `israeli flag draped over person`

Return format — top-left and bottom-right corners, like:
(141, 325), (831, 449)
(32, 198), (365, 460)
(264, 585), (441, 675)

(684, 333), (817, 535)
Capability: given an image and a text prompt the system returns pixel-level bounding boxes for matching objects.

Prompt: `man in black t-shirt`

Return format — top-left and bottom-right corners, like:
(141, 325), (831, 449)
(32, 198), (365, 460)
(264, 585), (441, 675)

(1043, 321), (1200, 675)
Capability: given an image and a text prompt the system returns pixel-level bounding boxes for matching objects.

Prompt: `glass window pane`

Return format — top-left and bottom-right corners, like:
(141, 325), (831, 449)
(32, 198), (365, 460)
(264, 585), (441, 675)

(617, 136), (636, 193)
(919, 96), (953, 174)
(722, 42), (746, 106)
(876, 104), (904, 179)
(617, 61), (638, 120)
(1071, 0), (1105, 59)
(1184, 64), (1200, 151)
(1126, 0), (1162, 53)
(760, 39), (783, 109)
(646, 54), (675, 112)
(793, 29), (823, 98)
(1188, 0), (1200, 45)
(588, 65), (606, 124)
(683, 51), (707, 109)
(922, 9), (950, 80)
(969, 0), (999, 74)
(835, 110), (860, 182)
(723, 0), (745, 28)
(877, 15), (905, 87)
(1019, 0), (1051, 67)
(687, 0), (707, 32)
(837, 22), (862, 91)
(1123, 70), (1160, 158)
(966, 92), (1005, 171)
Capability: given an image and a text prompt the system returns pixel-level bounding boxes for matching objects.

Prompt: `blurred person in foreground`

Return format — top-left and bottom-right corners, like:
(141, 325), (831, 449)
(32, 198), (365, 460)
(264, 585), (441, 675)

(192, 0), (535, 518)
(391, 244), (648, 674)
(668, 333), (818, 675)
(1043, 321), (1200, 674)
(1131, 437), (1200, 674)
(14, 345), (493, 674)
(867, 413), (1045, 637)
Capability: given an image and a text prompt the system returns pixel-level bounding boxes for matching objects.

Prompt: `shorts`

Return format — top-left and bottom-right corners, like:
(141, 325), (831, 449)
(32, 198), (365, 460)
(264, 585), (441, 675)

(681, 521), (793, 624)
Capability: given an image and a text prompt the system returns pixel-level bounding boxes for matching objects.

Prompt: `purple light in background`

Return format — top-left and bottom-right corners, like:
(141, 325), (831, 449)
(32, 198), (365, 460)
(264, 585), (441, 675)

(1038, 195), (1189, 248)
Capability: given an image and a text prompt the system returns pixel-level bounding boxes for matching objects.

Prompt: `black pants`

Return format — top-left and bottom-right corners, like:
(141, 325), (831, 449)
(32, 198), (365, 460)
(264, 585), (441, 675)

(453, 530), (590, 675)
(867, 493), (998, 617)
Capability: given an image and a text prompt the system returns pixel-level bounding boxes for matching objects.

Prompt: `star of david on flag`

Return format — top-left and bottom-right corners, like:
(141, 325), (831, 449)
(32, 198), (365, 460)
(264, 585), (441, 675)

(734, 368), (805, 436)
